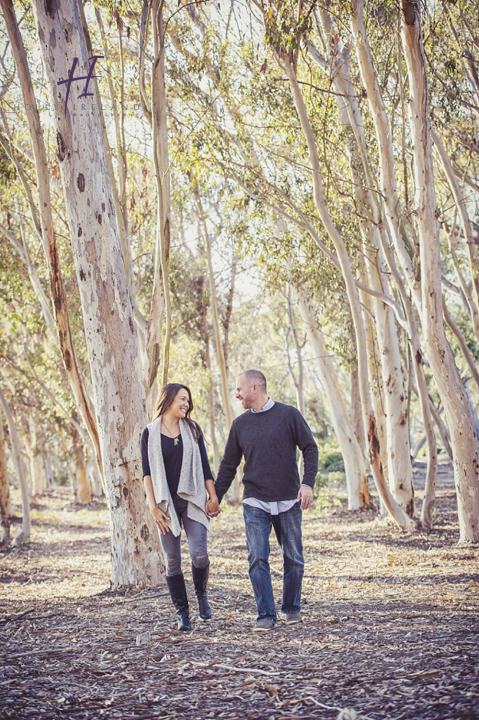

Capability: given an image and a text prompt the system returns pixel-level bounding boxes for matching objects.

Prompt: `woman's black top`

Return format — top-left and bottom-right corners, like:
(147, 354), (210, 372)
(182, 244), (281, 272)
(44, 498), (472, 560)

(141, 426), (213, 496)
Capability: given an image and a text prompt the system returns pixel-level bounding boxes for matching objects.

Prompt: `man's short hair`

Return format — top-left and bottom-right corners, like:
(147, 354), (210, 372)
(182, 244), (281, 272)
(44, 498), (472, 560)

(243, 369), (267, 393)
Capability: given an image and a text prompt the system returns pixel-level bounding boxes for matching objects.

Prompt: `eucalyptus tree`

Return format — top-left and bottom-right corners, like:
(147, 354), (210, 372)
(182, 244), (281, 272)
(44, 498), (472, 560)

(399, 0), (479, 540)
(0, 385), (30, 544)
(0, 415), (10, 545)
(0, 0), (102, 479)
(181, 0), (479, 535)
(211, 2), (416, 528)
(29, 0), (162, 585)
(162, 2), (407, 516)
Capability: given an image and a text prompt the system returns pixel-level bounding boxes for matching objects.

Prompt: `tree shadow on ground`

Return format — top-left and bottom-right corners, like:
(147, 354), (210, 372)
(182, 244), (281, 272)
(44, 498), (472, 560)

(1, 584), (478, 720)
(1, 463), (478, 720)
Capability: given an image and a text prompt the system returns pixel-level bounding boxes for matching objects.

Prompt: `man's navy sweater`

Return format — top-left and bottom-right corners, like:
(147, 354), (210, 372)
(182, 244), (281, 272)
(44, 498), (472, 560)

(215, 402), (319, 504)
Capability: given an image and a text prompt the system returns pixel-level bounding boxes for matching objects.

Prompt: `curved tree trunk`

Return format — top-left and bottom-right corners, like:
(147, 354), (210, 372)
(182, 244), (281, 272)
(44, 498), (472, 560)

(351, 0), (422, 312)
(297, 292), (370, 509)
(281, 56), (415, 530)
(311, 13), (415, 515)
(431, 130), (479, 341)
(401, 0), (479, 542)
(32, 0), (163, 585)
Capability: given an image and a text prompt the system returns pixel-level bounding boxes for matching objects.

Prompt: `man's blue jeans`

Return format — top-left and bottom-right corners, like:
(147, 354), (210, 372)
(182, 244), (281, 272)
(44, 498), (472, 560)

(243, 501), (304, 623)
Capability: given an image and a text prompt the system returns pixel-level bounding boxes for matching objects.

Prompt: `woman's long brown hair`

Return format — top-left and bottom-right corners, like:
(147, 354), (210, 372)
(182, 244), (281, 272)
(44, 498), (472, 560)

(153, 383), (203, 441)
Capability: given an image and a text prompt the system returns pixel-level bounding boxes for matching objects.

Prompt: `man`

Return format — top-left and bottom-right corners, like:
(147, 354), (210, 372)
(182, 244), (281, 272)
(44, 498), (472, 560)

(209, 369), (318, 631)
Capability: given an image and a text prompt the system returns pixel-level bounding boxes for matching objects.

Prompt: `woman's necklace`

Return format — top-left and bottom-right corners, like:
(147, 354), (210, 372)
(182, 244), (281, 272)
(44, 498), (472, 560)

(162, 419), (180, 445)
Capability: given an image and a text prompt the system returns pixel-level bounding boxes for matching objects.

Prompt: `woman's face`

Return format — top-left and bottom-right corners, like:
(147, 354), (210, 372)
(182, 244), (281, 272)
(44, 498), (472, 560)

(169, 388), (190, 419)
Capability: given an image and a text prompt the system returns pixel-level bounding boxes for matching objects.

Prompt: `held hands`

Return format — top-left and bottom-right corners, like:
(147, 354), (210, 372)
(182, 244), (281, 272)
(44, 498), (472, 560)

(297, 484), (313, 510)
(206, 497), (221, 517)
(150, 505), (170, 535)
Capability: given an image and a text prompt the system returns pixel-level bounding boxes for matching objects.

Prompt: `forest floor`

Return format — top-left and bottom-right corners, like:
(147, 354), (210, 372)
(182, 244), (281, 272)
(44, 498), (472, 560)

(1, 456), (478, 720)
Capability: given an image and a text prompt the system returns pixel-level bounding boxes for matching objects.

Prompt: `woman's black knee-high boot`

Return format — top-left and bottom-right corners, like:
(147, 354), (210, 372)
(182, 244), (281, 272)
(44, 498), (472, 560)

(192, 563), (212, 620)
(166, 573), (191, 630)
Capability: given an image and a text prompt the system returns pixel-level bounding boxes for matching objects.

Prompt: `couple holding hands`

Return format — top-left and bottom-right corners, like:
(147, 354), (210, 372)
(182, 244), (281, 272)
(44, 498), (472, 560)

(141, 369), (319, 633)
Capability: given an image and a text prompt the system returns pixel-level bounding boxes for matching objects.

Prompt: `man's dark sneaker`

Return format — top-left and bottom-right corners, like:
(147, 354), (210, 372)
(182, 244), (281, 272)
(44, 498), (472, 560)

(285, 612), (302, 625)
(254, 619), (275, 631)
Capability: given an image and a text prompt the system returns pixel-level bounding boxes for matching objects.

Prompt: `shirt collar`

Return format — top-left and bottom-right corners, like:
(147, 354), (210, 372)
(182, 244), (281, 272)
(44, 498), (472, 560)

(251, 397), (275, 413)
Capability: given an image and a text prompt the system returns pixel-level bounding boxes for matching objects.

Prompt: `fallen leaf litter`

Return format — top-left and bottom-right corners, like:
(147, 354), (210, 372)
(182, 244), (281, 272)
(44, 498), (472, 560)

(1, 457), (478, 719)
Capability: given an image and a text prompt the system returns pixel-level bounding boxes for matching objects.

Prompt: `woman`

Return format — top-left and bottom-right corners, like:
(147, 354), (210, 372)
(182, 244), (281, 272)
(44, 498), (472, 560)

(141, 383), (219, 631)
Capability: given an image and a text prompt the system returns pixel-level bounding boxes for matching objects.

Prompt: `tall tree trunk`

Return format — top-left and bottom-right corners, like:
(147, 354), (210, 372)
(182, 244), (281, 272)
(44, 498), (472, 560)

(32, 0), (163, 584)
(443, 298), (479, 392)
(361, 285), (389, 516)
(365, 254), (414, 516)
(297, 291), (370, 509)
(432, 127), (479, 340)
(206, 337), (220, 475)
(150, 0), (171, 391)
(94, 7), (135, 302)
(317, 9), (414, 515)
(71, 413), (91, 504)
(79, 0), (146, 336)
(350, 366), (365, 453)
(286, 288), (305, 417)
(0, 414), (10, 545)
(0, 386), (30, 545)
(286, 286), (305, 477)
(401, 0), (479, 541)
(27, 414), (48, 497)
(0, 0), (103, 479)
(280, 56), (415, 530)
(87, 446), (104, 498)
(312, 8), (437, 524)
(194, 188), (241, 501)
(351, 0), (422, 312)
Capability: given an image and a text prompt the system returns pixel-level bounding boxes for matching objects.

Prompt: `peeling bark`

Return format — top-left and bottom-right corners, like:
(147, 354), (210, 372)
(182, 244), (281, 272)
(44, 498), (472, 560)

(0, 0), (103, 480)
(401, 0), (479, 542)
(32, 0), (163, 584)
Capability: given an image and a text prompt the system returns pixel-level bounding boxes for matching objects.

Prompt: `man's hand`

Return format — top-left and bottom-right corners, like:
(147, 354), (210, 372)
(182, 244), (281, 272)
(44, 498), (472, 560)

(150, 505), (170, 535)
(206, 498), (221, 517)
(297, 484), (313, 510)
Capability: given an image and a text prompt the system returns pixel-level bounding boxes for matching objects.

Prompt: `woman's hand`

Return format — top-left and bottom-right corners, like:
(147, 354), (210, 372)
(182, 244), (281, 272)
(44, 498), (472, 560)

(206, 497), (221, 517)
(150, 505), (170, 534)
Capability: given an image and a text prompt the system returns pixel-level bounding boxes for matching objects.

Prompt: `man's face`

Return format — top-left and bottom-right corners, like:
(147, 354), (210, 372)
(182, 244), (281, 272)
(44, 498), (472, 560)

(236, 375), (255, 409)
